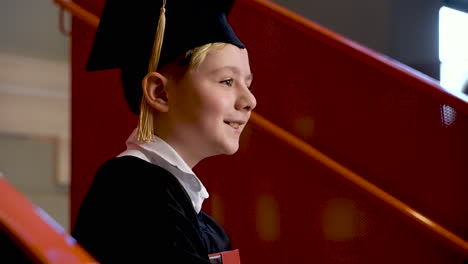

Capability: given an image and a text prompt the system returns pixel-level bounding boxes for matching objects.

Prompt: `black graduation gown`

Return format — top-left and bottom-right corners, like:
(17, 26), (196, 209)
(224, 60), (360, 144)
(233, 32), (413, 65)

(72, 156), (231, 263)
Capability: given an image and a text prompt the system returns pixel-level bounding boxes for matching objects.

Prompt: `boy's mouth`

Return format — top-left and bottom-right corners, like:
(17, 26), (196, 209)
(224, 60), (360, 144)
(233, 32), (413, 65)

(224, 121), (243, 129)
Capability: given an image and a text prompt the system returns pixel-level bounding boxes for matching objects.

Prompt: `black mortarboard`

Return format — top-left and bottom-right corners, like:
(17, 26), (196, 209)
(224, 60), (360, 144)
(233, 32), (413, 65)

(86, 0), (245, 114)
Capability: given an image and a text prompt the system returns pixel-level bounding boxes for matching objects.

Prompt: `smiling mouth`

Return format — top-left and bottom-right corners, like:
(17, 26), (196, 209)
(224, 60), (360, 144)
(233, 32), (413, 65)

(224, 121), (242, 129)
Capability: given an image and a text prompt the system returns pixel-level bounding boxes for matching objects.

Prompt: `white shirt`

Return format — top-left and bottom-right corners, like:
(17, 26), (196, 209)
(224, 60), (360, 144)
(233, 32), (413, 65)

(117, 129), (209, 213)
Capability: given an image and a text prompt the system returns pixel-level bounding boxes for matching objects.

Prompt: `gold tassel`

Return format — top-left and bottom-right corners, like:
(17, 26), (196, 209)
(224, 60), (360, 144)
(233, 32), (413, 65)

(137, 0), (167, 142)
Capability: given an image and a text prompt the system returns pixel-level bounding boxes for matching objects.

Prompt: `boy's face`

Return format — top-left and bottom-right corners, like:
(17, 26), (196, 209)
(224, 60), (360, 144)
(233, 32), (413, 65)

(166, 44), (256, 163)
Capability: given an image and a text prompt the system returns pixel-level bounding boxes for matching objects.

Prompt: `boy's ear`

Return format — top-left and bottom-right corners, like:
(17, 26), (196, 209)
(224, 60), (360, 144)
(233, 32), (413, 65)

(142, 72), (169, 112)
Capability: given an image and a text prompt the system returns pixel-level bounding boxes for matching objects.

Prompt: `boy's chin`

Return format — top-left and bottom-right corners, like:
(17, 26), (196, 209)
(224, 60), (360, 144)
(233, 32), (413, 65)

(218, 143), (239, 156)
(224, 149), (239, 155)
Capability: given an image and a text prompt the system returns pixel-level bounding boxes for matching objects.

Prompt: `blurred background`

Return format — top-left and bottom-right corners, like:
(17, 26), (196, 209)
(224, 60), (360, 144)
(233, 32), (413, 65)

(0, 0), (70, 229)
(0, 0), (467, 233)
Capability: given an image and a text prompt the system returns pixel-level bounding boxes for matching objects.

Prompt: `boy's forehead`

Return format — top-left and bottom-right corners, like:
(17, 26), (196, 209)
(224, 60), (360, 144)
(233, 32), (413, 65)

(201, 46), (250, 72)
(206, 66), (252, 80)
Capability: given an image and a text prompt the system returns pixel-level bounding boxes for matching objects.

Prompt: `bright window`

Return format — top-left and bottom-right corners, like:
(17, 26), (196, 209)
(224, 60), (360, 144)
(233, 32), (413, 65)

(439, 6), (468, 94)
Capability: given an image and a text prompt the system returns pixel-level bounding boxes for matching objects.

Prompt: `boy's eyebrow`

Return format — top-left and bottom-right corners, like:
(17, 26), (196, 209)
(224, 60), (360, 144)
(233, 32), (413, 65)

(210, 66), (253, 81)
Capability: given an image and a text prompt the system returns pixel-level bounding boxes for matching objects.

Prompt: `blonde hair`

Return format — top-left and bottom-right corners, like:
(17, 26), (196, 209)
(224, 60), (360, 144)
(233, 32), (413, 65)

(187, 42), (227, 70)
(137, 42), (228, 142)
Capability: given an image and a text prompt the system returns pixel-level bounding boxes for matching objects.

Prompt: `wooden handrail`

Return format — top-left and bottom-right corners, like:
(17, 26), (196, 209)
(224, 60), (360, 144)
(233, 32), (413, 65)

(251, 112), (468, 257)
(54, 0), (99, 28)
(54, 0), (468, 258)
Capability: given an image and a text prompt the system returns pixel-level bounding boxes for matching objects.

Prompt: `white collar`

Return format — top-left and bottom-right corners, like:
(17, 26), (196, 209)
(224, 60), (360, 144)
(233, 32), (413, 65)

(117, 129), (209, 213)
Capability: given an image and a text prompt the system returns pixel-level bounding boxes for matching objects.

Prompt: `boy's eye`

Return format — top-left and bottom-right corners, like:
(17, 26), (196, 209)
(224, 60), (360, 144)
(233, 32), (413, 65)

(221, 78), (233, 86)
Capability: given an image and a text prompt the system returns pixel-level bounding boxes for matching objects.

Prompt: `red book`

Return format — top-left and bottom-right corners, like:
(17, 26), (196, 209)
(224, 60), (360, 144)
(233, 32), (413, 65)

(209, 249), (241, 264)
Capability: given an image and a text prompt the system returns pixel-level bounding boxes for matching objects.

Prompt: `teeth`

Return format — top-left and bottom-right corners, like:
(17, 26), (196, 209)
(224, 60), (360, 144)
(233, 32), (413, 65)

(229, 122), (240, 129)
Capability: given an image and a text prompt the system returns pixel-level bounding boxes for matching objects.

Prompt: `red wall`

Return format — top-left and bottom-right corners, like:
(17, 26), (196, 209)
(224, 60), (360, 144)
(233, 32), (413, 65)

(71, 0), (468, 263)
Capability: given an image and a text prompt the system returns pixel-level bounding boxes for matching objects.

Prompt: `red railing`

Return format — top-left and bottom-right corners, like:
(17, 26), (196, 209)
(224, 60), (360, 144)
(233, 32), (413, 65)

(0, 174), (97, 263)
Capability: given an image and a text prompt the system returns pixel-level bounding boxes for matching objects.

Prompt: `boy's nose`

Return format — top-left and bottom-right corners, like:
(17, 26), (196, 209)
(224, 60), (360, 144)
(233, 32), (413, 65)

(236, 87), (257, 112)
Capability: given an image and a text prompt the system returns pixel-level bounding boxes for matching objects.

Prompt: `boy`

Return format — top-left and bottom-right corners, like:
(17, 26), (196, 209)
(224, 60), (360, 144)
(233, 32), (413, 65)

(72, 0), (256, 263)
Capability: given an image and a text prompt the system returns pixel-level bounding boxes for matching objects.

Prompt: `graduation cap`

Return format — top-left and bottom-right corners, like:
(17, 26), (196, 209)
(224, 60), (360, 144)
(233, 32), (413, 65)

(86, 0), (245, 115)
